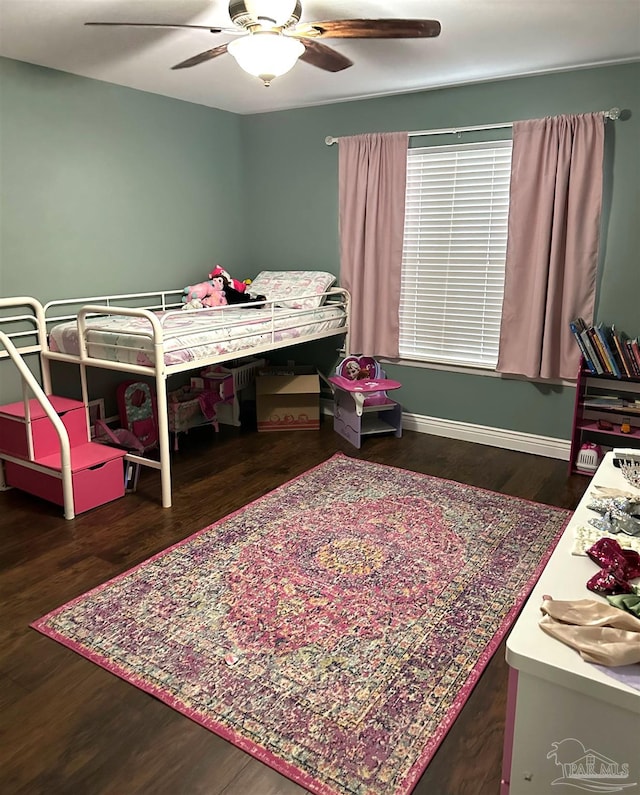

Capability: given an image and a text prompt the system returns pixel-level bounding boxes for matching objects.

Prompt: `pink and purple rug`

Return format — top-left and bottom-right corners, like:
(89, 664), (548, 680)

(32, 453), (570, 795)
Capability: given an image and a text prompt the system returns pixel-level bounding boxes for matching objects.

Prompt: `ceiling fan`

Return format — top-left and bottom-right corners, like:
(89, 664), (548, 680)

(86, 0), (441, 86)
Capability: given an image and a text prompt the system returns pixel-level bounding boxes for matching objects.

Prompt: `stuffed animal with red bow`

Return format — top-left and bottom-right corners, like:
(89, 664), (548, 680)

(208, 265), (266, 305)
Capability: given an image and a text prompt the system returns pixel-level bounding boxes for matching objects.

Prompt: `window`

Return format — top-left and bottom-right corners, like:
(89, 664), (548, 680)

(399, 139), (513, 369)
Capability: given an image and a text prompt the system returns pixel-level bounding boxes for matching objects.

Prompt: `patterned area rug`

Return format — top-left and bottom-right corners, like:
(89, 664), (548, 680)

(33, 454), (570, 795)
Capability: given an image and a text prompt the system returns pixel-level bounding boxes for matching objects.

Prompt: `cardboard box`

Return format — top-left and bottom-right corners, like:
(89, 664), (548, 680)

(256, 367), (320, 432)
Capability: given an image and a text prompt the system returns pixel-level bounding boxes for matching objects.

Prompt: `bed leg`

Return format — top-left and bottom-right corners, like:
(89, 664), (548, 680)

(154, 370), (173, 508)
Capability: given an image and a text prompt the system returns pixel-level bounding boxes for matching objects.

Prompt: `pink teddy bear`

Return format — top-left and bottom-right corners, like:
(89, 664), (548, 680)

(182, 279), (227, 307)
(201, 276), (227, 307)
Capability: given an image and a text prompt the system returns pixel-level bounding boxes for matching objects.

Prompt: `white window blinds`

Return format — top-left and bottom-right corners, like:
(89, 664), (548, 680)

(399, 139), (513, 369)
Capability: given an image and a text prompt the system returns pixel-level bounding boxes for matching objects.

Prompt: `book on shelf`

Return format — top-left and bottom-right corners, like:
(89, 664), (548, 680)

(632, 339), (640, 374)
(569, 318), (639, 380)
(588, 325), (613, 375)
(623, 335), (640, 377)
(582, 396), (625, 408)
(569, 319), (596, 374)
(595, 322), (621, 378)
(611, 324), (635, 378)
(584, 327), (607, 374)
(582, 398), (640, 414)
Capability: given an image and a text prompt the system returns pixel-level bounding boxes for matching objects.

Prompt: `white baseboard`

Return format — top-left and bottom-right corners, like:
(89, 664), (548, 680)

(402, 412), (571, 460)
(320, 399), (571, 461)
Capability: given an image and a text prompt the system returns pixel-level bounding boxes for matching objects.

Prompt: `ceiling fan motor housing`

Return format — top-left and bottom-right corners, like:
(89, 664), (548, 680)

(229, 0), (302, 28)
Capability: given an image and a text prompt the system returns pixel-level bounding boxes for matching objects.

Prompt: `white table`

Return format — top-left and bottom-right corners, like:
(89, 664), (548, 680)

(502, 452), (640, 795)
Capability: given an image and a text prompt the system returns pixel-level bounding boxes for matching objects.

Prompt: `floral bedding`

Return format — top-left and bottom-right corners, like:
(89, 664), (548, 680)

(247, 270), (336, 309)
(48, 304), (346, 368)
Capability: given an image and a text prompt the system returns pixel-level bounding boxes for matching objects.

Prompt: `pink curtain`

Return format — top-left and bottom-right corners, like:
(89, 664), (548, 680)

(497, 113), (605, 380)
(338, 132), (408, 357)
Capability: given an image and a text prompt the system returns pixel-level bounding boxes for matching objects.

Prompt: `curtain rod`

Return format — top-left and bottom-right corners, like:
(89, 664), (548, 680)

(324, 107), (621, 145)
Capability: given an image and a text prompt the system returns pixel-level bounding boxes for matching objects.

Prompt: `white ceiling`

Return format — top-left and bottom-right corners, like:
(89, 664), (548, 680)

(1, 1), (639, 115)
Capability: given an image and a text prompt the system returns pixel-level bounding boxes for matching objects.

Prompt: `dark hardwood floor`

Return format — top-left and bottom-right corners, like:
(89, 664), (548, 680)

(0, 421), (590, 795)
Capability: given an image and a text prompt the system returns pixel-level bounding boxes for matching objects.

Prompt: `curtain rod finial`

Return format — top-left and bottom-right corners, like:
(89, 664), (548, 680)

(325, 136), (337, 146)
(606, 107), (620, 120)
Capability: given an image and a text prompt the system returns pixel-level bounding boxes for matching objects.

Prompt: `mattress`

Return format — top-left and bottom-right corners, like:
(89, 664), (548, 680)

(48, 304), (347, 368)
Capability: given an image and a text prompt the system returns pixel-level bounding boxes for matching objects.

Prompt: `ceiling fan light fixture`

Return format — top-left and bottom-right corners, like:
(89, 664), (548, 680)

(227, 31), (304, 85)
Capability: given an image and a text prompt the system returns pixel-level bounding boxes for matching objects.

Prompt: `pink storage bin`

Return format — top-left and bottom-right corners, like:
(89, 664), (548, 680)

(0, 397), (88, 460)
(4, 442), (125, 514)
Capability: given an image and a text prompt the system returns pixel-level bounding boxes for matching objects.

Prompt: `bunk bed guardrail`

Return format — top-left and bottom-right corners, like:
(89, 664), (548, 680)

(1, 287), (350, 514)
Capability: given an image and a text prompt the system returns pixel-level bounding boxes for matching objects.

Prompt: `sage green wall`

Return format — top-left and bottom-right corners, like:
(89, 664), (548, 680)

(1, 58), (638, 440)
(0, 58), (246, 301)
(240, 63), (640, 440)
(0, 57), (246, 404)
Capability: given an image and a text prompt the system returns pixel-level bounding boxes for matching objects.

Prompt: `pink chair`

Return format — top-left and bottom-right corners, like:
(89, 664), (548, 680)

(329, 356), (402, 448)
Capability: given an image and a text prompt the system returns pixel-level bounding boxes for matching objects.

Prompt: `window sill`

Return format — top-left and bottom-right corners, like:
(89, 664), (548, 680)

(381, 358), (575, 387)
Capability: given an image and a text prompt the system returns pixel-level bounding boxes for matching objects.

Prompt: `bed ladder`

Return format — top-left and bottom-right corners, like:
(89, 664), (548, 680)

(0, 330), (126, 520)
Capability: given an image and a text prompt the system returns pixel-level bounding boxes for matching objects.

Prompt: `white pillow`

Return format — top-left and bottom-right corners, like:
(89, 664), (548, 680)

(249, 270), (336, 309)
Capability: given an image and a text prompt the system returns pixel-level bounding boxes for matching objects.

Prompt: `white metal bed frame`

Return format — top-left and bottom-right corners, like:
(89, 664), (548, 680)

(0, 287), (350, 516)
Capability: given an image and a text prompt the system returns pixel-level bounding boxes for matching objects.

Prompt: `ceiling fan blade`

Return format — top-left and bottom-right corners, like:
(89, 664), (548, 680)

(294, 19), (441, 39)
(85, 22), (239, 34)
(298, 40), (353, 72)
(171, 43), (229, 70)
